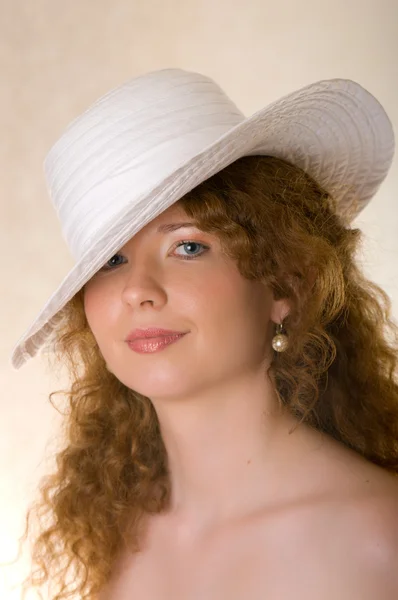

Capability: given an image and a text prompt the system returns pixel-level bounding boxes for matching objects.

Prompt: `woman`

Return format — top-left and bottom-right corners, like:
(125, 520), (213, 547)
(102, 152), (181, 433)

(12, 69), (398, 599)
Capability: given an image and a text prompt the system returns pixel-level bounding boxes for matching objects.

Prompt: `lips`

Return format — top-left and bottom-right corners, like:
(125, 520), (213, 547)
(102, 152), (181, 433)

(126, 328), (187, 342)
(126, 332), (186, 353)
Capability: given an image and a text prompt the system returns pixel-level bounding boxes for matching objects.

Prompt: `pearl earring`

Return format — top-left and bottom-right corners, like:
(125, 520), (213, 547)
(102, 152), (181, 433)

(272, 322), (289, 352)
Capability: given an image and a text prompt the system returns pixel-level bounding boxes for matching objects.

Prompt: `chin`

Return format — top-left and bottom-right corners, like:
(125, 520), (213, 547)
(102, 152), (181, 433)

(114, 369), (194, 398)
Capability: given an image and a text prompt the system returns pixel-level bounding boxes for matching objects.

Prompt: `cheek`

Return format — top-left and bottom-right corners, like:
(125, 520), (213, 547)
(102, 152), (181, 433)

(195, 273), (245, 332)
(210, 276), (271, 339)
(83, 283), (116, 334)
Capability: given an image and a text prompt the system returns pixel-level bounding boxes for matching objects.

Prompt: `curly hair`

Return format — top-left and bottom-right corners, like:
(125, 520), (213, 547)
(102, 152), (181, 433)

(10, 155), (398, 599)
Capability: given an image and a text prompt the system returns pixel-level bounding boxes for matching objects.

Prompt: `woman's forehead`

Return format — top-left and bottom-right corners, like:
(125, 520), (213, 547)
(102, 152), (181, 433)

(143, 204), (192, 231)
(119, 205), (201, 251)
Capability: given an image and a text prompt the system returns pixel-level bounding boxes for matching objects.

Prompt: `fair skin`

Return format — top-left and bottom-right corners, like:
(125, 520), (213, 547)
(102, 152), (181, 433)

(84, 204), (398, 599)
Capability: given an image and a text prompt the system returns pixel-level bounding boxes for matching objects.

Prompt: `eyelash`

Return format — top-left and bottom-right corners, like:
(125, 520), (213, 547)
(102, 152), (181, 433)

(100, 240), (210, 271)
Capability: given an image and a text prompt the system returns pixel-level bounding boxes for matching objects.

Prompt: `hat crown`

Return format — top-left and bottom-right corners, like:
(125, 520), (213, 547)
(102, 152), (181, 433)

(44, 69), (245, 260)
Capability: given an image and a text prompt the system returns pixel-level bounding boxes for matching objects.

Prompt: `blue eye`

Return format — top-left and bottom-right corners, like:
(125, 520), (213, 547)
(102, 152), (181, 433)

(101, 254), (126, 271)
(173, 240), (209, 260)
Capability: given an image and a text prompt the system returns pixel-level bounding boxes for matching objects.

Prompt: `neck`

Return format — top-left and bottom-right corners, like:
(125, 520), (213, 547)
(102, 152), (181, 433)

(150, 370), (318, 532)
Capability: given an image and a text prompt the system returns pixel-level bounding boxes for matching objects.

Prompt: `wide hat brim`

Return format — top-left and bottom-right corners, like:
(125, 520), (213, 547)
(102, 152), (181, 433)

(11, 70), (395, 369)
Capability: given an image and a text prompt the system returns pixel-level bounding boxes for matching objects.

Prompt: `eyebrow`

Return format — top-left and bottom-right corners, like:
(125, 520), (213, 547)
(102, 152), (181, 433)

(156, 221), (200, 233)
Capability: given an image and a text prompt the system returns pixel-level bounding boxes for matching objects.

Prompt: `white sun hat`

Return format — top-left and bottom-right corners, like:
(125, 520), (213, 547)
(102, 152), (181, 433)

(10, 68), (395, 369)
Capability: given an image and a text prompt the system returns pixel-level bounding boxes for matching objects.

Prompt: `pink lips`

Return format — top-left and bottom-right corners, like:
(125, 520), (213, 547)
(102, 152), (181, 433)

(127, 333), (186, 353)
(126, 328), (186, 341)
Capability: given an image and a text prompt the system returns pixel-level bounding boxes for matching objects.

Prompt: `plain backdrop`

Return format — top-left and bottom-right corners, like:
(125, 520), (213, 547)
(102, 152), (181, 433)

(1, 1), (397, 597)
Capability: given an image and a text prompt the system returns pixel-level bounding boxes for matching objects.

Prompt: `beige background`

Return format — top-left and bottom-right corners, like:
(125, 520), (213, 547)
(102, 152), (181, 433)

(1, 0), (397, 597)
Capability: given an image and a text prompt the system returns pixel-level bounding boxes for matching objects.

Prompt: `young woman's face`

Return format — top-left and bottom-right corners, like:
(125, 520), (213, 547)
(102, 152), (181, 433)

(83, 204), (287, 399)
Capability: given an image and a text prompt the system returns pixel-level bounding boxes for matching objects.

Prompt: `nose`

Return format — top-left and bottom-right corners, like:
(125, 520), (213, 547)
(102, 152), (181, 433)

(120, 261), (167, 309)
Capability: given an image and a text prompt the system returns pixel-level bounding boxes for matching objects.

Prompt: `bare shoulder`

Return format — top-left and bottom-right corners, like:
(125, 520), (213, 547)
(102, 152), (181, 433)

(341, 476), (398, 597)
(350, 465), (398, 547)
(307, 434), (398, 596)
(312, 428), (398, 531)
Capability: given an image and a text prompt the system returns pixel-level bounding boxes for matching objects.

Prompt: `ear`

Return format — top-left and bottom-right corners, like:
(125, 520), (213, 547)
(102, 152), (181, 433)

(270, 297), (291, 325)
